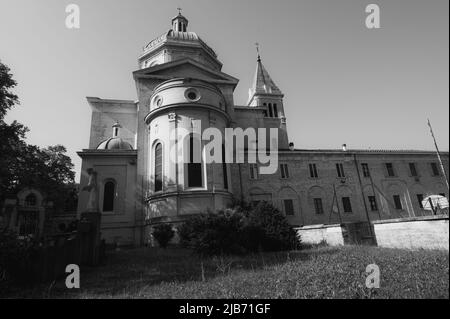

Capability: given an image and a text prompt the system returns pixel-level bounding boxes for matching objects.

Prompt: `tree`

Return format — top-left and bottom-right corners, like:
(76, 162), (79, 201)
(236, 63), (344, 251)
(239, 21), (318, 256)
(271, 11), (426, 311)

(0, 61), (19, 120)
(0, 60), (77, 212)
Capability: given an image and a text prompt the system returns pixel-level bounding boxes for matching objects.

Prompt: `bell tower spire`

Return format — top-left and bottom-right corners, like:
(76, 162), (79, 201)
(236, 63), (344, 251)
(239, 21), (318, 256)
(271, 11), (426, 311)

(172, 8), (188, 32)
(247, 43), (283, 106)
(247, 43), (289, 149)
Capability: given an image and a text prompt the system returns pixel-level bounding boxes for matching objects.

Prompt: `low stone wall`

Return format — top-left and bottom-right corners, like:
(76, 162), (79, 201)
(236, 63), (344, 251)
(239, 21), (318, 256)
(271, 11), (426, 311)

(373, 215), (449, 250)
(296, 224), (344, 246)
(296, 215), (449, 251)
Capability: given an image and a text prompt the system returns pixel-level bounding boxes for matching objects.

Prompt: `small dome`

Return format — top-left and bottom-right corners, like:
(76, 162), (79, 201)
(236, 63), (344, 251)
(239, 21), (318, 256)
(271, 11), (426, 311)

(97, 137), (133, 150)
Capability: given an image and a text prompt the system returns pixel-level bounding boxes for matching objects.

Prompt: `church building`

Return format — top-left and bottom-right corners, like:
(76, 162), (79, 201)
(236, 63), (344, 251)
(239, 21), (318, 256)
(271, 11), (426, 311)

(77, 12), (449, 246)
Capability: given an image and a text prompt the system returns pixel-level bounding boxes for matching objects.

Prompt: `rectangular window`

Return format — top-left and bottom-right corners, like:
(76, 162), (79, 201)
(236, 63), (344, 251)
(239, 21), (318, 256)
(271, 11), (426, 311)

(273, 103), (278, 118)
(187, 135), (202, 188)
(385, 163), (395, 177)
(284, 199), (294, 215)
(416, 194), (424, 209)
(336, 163), (345, 178)
(309, 163), (318, 178)
(280, 163), (289, 179)
(314, 198), (324, 214)
(368, 196), (378, 211)
(268, 104), (273, 117)
(342, 197), (352, 213)
(361, 163), (370, 177)
(431, 163), (440, 176)
(249, 164), (259, 180)
(409, 163), (418, 177)
(393, 195), (403, 210)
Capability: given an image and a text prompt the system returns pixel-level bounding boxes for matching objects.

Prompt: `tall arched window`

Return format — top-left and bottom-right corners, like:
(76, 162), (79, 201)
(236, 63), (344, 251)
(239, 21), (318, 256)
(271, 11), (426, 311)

(154, 143), (163, 192)
(103, 181), (115, 212)
(187, 134), (202, 188)
(222, 144), (228, 190)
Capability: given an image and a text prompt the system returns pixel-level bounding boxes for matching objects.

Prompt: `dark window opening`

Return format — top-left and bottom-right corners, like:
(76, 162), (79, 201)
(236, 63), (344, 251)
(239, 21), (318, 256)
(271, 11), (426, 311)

(342, 197), (352, 213)
(273, 103), (278, 117)
(222, 144), (228, 190)
(187, 134), (202, 187)
(368, 196), (378, 211)
(280, 163), (289, 179)
(393, 195), (403, 210)
(154, 143), (163, 192)
(361, 163), (370, 177)
(103, 181), (115, 212)
(249, 164), (258, 180)
(309, 163), (318, 178)
(409, 163), (418, 177)
(336, 163), (345, 178)
(284, 199), (294, 215)
(431, 163), (440, 176)
(386, 163), (395, 177)
(268, 103), (273, 117)
(314, 198), (324, 214)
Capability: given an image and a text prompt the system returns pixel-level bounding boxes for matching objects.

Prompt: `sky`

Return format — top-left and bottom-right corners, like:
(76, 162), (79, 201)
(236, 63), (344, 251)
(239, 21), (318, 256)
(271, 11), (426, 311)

(0, 0), (448, 182)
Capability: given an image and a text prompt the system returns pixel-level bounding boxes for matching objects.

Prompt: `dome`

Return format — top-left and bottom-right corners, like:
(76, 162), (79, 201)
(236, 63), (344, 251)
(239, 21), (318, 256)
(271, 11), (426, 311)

(143, 29), (217, 58)
(97, 137), (133, 150)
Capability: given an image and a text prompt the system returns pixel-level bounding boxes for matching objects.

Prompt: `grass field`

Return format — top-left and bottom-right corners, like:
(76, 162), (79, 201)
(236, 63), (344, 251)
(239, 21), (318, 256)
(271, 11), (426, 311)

(1, 245), (448, 299)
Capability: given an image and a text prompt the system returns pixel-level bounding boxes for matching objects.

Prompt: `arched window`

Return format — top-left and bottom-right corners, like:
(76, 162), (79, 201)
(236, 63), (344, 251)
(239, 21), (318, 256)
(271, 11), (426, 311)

(268, 103), (273, 117)
(222, 144), (228, 190)
(103, 181), (116, 212)
(154, 143), (163, 192)
(25, 193), (37, 207)
(273, 103), (278, 117)
(187, 134), (202, 187)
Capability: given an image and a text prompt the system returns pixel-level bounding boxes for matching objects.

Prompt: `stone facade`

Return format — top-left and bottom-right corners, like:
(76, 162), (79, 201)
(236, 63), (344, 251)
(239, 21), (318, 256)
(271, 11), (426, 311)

(77, 13), (449, 246)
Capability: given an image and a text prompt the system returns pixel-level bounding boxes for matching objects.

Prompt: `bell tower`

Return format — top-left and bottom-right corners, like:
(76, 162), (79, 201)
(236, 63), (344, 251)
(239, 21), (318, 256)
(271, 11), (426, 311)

(247, 44), (289, 149)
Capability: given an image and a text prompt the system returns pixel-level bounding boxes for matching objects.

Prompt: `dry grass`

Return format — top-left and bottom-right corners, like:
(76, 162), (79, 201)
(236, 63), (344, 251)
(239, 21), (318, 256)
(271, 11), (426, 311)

(1, 245), (448, 299)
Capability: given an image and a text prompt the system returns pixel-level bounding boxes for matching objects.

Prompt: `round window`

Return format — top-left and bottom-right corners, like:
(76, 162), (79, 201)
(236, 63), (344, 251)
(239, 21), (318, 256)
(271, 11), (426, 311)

(153, 95), (163, 107)
(185, 88), (201, 102)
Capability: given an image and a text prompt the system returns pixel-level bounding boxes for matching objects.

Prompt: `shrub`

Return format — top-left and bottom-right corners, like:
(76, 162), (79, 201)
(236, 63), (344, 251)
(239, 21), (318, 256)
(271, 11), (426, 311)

(152, 224), (175, 248)
(0, 231), (40, 284)
(178, 202), (300, 256)
(247, 202), (300, 251)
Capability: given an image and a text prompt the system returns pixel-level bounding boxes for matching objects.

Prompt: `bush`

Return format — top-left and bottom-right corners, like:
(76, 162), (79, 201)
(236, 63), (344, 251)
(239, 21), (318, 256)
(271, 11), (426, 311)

(0, 231), (40, 284)
(152, 224), (175, 248)
(247, 202), (300, 252)
(178, 202), (300, 256)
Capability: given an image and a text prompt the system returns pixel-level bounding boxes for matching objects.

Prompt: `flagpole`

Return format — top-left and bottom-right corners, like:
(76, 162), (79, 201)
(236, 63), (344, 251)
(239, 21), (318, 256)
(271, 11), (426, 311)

(427, 119), (450, 193)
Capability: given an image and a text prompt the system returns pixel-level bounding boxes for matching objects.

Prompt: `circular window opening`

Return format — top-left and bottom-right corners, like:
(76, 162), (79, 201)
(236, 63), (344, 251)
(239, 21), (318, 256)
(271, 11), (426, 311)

(185, 88), (201, 102)
(153, 96), (163, 107)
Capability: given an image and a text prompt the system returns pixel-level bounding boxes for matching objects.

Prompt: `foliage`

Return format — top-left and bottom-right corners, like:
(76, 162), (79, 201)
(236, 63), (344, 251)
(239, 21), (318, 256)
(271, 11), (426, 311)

(0, 60), (77, 211)
(0, 61), (19, 120)
(152, 224), (175, 248)
(0, 230), (40, 284)
(178, 202), (300, 256)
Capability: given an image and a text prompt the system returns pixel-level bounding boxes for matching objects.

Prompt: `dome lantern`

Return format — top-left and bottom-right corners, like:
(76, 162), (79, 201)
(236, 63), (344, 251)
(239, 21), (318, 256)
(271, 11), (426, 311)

(172, 8), (188, 32)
